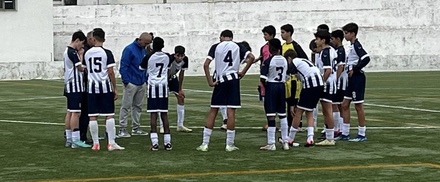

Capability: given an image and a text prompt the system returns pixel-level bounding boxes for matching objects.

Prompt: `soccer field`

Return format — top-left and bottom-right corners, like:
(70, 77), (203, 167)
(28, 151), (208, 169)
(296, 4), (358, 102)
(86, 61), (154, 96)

(1, 71), (440, 182)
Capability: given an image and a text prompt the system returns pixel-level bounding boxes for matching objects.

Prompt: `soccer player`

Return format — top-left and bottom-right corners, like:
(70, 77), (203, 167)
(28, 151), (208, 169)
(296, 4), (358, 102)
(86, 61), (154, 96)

(117, 32), (152, 138)
(284, 49), (324, 147)
(168, 45), (192, 132)
(340, 23), (370, 142)
(85, 28), (124, 151)
(314, 30), (337, 146)
(255, 25), (276, 103)
(259, 38), (289, 151)
(196, 30), (255, 152)
(330, 29), (347, 138)
(64, 30), (91, 148)
(280, 24), (308, 131)
(139, 37), (173, 151)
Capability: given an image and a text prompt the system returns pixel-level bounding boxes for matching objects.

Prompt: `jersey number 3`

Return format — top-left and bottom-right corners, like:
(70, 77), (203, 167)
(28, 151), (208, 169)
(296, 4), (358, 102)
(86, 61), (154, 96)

(88, 57), (102, 73)
(223, 50), (233, 66)
(275, 67), (284, 81)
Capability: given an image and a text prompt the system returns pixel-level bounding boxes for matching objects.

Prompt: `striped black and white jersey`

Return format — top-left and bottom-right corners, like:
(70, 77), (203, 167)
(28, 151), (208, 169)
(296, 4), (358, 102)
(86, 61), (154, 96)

(346, 39), (370, 72)
(140, 51), (172, 99)
(168, 55), (188, 76)
(207, 41), (250, 82)
(64, 46), (84, 93)
(318, 46), (338, 83)
(260, 55), (288, 83)
(336, 45), (348, 90)
(290, 58), (324, 89)
(84, 46), (116, 94)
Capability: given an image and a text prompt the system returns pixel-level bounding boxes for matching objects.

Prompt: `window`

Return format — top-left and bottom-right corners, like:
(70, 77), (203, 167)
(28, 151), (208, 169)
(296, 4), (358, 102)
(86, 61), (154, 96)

(0, 0), (16, 10)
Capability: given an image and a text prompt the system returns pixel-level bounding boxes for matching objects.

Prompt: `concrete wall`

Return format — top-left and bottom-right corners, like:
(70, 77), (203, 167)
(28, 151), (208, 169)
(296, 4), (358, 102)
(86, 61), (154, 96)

(3, 0), (440, 80)
(0, 0), (54, 79)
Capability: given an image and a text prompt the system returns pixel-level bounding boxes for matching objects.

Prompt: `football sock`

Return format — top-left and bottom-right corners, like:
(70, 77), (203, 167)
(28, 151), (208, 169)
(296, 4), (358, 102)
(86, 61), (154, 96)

(333, 112), (340, 131)
(65, 129), (72, 141)
(106, 118), (116, 145)
(150, 132), (158, 146)
(164, 134), (171, 144)
(202, 127), (212, 145)
(280, 117), (288, 141)
(307, 126), (314, 142)
(342, 123), (350, 136)
(226, 130), (235, 146)
(325, 128), (335, 140)
(89, 120), (99, 144)
(72, 129), (80, 142)
(177, 105), (184, 127)
(358, 126), (366, 137)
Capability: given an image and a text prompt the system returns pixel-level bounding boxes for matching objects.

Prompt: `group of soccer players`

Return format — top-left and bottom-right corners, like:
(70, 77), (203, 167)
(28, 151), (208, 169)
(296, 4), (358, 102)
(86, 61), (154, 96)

(63, 21), (370, 151)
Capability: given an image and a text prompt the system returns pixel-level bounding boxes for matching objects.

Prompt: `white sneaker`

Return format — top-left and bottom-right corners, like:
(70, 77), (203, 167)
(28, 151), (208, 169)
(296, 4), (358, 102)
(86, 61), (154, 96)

(260, 144), (276, 151)
(316, 139), (336, 146)
(220, 124), (227, 130)
(131, 129), (149, 136)
(116, 129), (131, 138)
(177, 126), (193, 132)
(225, 145), (239, 152)
(196, 144), (208, 152)
(108, 143), (125, 151)
(159, 127), (164, 134)
(282, 142), (290, 150)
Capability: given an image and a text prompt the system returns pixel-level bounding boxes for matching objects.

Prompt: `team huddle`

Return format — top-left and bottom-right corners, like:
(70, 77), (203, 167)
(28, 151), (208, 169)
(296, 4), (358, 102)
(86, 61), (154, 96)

(63, 22), (370, 151)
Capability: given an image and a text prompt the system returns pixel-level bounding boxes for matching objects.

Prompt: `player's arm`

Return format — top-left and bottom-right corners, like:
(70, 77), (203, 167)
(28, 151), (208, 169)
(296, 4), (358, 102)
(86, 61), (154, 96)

(119, 47), (132, 86)
(259, 58), (269, 87)
(321, 50), (332, 82)
(205, 44), (217, 87)
(336, 49), (346, 79)
(68, 48), (85, 72)
(139, 54), (151, 71)
(106, 50), (118, 100)
(238, 44), (256, 78)
(353, 42), (370, 73)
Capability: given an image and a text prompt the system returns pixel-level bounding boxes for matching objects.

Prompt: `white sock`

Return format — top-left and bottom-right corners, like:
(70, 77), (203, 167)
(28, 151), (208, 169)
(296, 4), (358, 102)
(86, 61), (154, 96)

(333, 112), (340, 131)
(358, 126), (366, 137)
(202, 127), (212, 145)
(342, 123), (350, 136)
(307, 126), (314, 141)
(164, 134), (171, 144)
(338, 116), (344, 132)
(289, 127), (298, 141)
(267, 127), (276, 145)
(72, 130), (80, 142)
(325, 128), (335, 140)
(220, 107), (227, 120)
(226, 129), (235, 146)
(177, 105), (185, 127)
(65, 129), (72, 141)
(89, 120), (99, 144)
(159, 113), (163, 128)
(106, 118), (116, 145)
(150, 132), (158, 145)
(280, 117), (288, 141)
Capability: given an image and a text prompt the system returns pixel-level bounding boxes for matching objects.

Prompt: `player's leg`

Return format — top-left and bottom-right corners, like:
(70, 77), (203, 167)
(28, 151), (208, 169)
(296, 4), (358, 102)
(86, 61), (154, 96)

(87, 92), (101, 150)
(68, 92), (91, 148)
(149, 112), (159, 150)
(176, 92), (192, 132)
(340, 75), (355, 141)
(160, 94), (172, 150)
(225, 79), (241, 151)
(220, 106), (228, 130)
(102, 92), (124, 151)
(313, 105), (319, 131)
(79, 91), (90, 143)
(131, 83), (148, 135)
(349, 73), (367, 142)
(316, 99), (335, 146)
(159, 112), (164, 134)
(64, 111), (72, 147)
(260, 83), (277, 150)
(117, 83), (135, 138)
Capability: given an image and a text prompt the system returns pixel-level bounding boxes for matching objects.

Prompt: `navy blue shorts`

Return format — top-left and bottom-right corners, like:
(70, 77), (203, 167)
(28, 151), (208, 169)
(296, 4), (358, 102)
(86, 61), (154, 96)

(66, 92), (82, 112)
(297, 86), (324, 111)
(264, 83), (286, 117)
(169, 76), (179, 95)
(332, 88), (345, 104)
(211, 78), (240, 108)
(344, 73), (366, 104)
(147, 84), (169, 112)
(88, 92), (115, 116)
(321, 81), (336, 103)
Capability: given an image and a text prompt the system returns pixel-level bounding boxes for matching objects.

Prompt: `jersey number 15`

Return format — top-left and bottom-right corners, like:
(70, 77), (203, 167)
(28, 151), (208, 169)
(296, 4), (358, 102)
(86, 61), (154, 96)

(88, 57), (102, 73)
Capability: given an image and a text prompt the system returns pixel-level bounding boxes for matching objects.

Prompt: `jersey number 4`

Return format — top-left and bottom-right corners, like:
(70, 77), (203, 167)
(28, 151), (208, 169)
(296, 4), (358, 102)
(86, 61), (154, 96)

(223, 50), (233, 66)
(88, 57), (102, 73)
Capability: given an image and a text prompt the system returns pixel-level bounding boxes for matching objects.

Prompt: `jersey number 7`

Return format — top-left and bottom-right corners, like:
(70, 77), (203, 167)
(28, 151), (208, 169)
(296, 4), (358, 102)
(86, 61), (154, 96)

(156, 63), (164, 77)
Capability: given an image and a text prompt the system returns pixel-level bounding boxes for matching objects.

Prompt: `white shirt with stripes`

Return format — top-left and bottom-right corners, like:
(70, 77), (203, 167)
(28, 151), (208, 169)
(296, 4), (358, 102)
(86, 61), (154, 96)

(63, 46), (84, 93)
(84, 46), (116, 94)
(291, 58), (324, 89)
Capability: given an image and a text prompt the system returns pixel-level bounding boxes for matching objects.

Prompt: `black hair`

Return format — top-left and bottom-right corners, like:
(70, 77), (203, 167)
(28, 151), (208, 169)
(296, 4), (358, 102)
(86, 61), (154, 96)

(284, 49), (298, 59)
(262, 25), (276, 37)
(280, 24), (294, 35)
(342, 22), (359, 35)
(174, 45), (185, 55)
(71, 30), (86, 42)
(220, 29), (233, 38)
(268, 38), (282, 54)
(152, 37), (164, 52)
(92, 28), (105, 42)
(331, 30), (344, 41)
(238, 41), (252, 52)
(314, 30), (331, 44)
(317, 24), (330, 31)
(309, 39), (317, 51)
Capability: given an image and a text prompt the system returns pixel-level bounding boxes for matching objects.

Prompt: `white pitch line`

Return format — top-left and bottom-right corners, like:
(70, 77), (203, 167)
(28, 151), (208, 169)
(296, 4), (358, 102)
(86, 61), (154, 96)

(0, 119), (439, 130)
(0, 96), (63, 102)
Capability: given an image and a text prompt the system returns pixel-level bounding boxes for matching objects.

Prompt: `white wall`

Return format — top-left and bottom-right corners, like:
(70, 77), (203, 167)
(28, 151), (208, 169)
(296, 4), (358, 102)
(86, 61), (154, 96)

(0, 0), (54, 79)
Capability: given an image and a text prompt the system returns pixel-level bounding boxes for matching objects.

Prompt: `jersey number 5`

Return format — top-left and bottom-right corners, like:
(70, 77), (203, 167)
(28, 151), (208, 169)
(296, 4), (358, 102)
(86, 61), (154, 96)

(223, 50), (233, 66)
(88, 57), (102, 73)
(275, 67), (284, 81)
